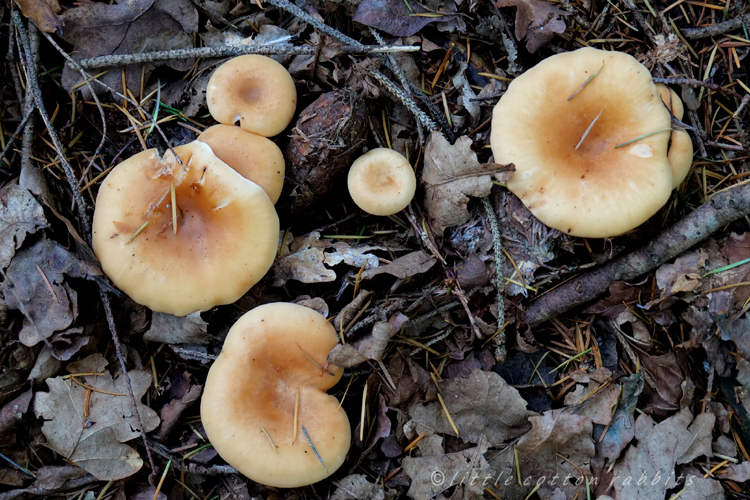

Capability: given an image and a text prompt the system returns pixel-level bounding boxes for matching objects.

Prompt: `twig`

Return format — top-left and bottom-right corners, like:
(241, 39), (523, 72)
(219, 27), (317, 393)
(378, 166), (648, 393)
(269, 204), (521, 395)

(481, 197), (505, 329)
(77, 43), (419, 69)
(148, 440), (237, 476)
(265, 0), (363, 47)
(526, 180), (750, 326)
(368, 67), (440, 134)
(0, 475), (97, 500)
(13, 13), (91, 237)
(681, 13), (750, 39)
(100, 289), (158, 478)
(652, 77), (743, 100)
(0, 106), (33, 167)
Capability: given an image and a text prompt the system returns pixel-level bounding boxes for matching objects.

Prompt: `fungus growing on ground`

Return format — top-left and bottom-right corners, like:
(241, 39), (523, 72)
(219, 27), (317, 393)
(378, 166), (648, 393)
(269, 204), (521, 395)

(655, 83), (694, 188)
(198, 124), (285, 203)
(347, 148), (416, 216)
(92, 141), (279, 316)
(206, 55), (297, 137)
(201, 302), (350, 488)
(491, 47), (674, 238)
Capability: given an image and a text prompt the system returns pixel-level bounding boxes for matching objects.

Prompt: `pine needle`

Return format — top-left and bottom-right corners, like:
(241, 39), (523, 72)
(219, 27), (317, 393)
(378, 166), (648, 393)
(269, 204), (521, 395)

(614, 127), (672, 149)
(302, 425), (328, 473)
(575, 108), (604, 150)
(568, 61), (605, 101)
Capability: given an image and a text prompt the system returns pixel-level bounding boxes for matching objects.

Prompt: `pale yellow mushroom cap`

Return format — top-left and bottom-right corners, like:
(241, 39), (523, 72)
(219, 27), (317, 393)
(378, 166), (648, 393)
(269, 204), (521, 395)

(668, 128), (694, 188)
(92, 141), (279, 316)
(347, 148), (417, 216)
(201, 303), (351, 488)
(491, 47), (673, 238)
(198, 125), (285, 203)
(206, 55), (297, 137)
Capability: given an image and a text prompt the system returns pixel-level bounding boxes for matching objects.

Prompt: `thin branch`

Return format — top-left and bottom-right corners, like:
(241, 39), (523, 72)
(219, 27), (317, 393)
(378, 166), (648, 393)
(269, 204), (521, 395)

(526, 181), (750, 326)
(652, 77), (743, 100)
(0, 105), (33, 167)
(265, 0), (363, 47)
(681, 13), (750, 39)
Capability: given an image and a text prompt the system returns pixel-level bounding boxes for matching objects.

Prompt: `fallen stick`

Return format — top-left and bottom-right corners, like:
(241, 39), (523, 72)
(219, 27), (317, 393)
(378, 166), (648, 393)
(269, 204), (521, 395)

(77, 43), (420, 69)
(681, 13), (750, 40)
(526, 182), (750, 326)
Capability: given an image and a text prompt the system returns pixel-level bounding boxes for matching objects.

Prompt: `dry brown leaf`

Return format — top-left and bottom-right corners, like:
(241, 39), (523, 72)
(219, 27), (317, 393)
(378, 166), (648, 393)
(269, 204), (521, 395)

(156, 384), (201, 441)
(60, 0), (197, 97)
(495, 0), (568, 53)
(515, 410), (594, 499)
(655, 249), (707, 298)
(327, 313), (408, 367)
(33, 354), (160, 480)
(361, 251), (437, 280)
(402, 436), (492, 500)
(422, 132), (513, 234)
(612, 407), (714, 500)
(408, 369), (535, 446)
(678, 475), (725, 500)
(331, 474), (385, 500)
(1, 238), (100, 347)
(641, 352), (685, 416)
(0, 184), (47, 270)
(15, 0), (61, 33)
(143, 312), (210, 344)
(567, 382), (619, 425)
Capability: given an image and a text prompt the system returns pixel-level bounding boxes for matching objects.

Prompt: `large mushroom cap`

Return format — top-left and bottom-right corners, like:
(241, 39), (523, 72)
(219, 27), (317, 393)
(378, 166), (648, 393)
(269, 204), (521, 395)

(347, 148), (417, 216)
(491, 47), (674, 238)
(198, 124), (285, 203)
(206, 55), (297, 137)
(201, 303), (351, 488)
(92, 142), (279, 316)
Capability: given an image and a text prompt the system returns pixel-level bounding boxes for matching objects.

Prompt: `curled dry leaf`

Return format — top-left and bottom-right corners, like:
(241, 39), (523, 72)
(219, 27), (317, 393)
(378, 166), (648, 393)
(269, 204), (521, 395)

(33, 354), (160, 480)
(0, 184), (47, 270)
(327, 313), (408, 367)
(143, 311), (210, 344)
(361, 251), (437, 280)
(641, 352), (685, 416)
(495, 0), (568, 53)
(422, 132), (514, 234)
(352, 0), (438, 37)
(408, 369), (535, 446)
(613, 407), (714, 500)
(15, 0), (61, 33)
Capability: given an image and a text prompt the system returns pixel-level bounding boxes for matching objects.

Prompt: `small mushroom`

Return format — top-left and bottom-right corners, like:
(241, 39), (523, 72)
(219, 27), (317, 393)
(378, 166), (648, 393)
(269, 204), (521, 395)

(656, 84), (693, 188)
(347, 148), (416, 216)
(206, 55), (297, 137)
(92, 141), (279, 315)
(491, 47), (674, 238)
(198, 124), (285, 203)
(201, 302), (350, 488)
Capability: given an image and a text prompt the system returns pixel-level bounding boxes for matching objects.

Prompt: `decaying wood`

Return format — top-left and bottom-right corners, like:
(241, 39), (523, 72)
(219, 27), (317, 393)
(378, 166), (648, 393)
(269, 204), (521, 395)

(526, 182), (750, 326)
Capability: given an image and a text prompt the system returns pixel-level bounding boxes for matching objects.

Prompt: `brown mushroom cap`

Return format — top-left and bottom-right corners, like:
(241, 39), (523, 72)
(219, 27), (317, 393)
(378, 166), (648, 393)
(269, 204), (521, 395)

(201, 302), (350, 488)
(655, 83), (684, 120)
(206, 55), (297, 137)
(198, 125), (285, 203)
(667, 128), (693, 188)
(491, 47), (673, 238)
(347, 148), (417, 216)
(92, 141), (279, 316)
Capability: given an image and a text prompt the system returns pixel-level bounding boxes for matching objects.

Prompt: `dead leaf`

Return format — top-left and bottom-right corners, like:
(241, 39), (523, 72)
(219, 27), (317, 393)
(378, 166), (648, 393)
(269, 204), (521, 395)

(722, 461), (750, 482)
(34, 465), (88, 490)
(655, 249), (707, 299)
(569, 382), (620, 425)
(402, 436), (492, 500)
(33, 354), (160, 480)
(597, 372), (644, 465)
(515, 410), (594, 499)
(271, 231), (383, 286)
(331, 474), (385, 500)
(1, 238), (101, 347)
(0, 184), (47, 270)
(408, 369), (535, 446)
(352, 0), (438, 37)
(612, 408), (715, 500)
(328, 314), (408, 367)
(361, 251), (437, 280)
(157, 384), (201, 441)
(15, 0), (61, 33)
(0, 388), (33, 448)
(60, 0), (198, 98)
(641, 352), (685, 416)
(678, 475), (725, 500)
(144, 312), (210, 344)
(422, 132), (513, 233)
(495, 0), (568, 53)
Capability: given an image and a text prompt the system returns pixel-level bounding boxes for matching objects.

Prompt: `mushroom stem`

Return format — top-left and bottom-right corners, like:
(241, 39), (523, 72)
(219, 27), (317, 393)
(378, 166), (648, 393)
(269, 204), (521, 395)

(293, 388), (300, 444)
(574, 108), (604, 151)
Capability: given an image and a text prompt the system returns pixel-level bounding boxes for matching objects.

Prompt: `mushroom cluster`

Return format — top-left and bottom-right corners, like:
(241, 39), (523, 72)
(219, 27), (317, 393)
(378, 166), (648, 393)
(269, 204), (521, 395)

(93, 55), (297, 315)
(491, 47), (693, 238)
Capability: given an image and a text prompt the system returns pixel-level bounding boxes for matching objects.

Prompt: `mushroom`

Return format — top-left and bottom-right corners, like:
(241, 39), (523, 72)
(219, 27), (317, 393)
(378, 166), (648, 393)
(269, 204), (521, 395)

(206, 55), (297, 137)
(491, 47), (674, 238)
(201, 302), (350, 488)
(655, 84), (693, 188)
(198, 124), (285, 203)
(92, 141), (279, 316)
(347, 148), (417, 216)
